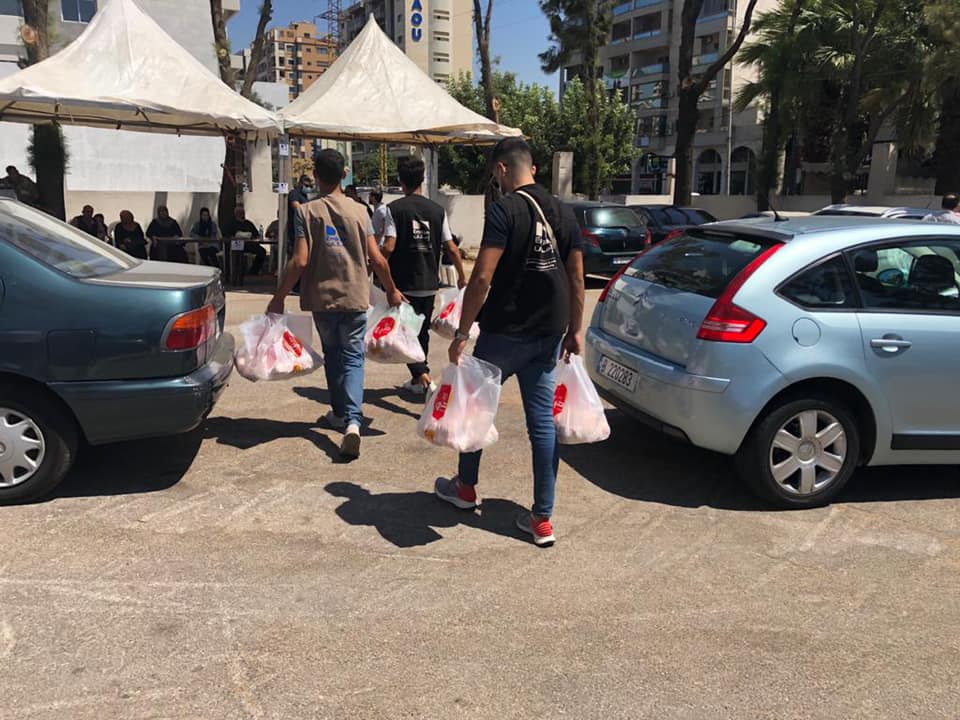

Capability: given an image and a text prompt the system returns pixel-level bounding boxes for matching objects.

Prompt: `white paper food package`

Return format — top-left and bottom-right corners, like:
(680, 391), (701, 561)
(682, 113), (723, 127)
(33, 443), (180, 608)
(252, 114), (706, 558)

(553, 355), (611, 445)
(431, 287), (479, 340)
(365, 301), (426, 364)
(234, 313), (323, 382)
(417, 355), (503, 453)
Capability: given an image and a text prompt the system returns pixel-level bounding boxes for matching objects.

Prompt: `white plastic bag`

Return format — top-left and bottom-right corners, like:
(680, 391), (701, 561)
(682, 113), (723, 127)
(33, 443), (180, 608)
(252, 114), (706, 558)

(365, 301), (426, 364)
(431, 287), (479, 340)
(553, 355), (611, 444)
(417, 355), (502, 453)
(234, 314), (323, 382)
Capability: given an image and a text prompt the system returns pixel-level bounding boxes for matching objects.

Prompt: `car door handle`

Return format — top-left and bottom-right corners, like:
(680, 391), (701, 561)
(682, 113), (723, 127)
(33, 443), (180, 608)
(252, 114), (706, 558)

(870, 337), (912, 352)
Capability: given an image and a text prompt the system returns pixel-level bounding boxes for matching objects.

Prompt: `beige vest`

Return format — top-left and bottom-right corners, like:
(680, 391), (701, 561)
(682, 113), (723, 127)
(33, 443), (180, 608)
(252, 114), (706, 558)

(297, 193), (371, 313)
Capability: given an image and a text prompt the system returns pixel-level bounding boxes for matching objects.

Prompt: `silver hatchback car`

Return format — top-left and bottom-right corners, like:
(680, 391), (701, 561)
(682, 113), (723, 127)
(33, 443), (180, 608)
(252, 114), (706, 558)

(586, 217), (960, 508)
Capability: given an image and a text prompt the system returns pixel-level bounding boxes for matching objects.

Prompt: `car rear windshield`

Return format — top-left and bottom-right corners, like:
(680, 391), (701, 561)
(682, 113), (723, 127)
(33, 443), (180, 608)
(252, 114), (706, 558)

(586, 207), (645, 229)
(0, 200), (139, 278)
(681, 208), (716, 224)
(627, 230), (778, 299)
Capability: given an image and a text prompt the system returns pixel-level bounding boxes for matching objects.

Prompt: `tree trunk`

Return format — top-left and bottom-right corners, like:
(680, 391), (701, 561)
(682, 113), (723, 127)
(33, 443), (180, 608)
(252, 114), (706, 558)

(473, 0), (498, 122)
(241, 0), (273, 99)
(210, 0), (239, 231)
(673, 90), (699, 206)
(935, 77), (960, 196)
(21, 0), (66, 219)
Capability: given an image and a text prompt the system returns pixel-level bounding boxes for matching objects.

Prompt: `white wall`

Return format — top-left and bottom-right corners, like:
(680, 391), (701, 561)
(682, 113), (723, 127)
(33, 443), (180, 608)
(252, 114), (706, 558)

(438, 193), (485, 251)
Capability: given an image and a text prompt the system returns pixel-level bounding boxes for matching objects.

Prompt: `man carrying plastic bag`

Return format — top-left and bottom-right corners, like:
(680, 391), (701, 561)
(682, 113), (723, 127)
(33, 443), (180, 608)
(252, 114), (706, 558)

(553, 356), (611, 444)
(268, 149), (404, 460)
(234, 313), (323, 382)
(433, 138), (586, 548)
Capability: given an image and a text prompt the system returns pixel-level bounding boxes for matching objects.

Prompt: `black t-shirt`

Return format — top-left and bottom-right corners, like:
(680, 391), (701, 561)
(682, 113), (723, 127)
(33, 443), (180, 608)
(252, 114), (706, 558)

(223, 219), (260, 240)
(479, 183), (582, 337)
(288, 186), (309, 241)
(72, 215), (98, 237)
(146, 218), (183, 239)
(387, 194), (449, 294)
(115, 223), (147, 259)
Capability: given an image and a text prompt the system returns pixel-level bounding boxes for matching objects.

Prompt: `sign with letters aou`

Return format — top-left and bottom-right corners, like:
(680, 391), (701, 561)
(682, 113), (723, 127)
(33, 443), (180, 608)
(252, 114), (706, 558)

(410, 0), (423, 42)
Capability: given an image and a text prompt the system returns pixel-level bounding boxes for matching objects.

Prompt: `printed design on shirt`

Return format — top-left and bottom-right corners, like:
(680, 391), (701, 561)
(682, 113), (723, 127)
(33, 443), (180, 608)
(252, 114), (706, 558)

(323, 223), (348, 248)
(410, 219), (432, 253)
(526, 219), (559, 272)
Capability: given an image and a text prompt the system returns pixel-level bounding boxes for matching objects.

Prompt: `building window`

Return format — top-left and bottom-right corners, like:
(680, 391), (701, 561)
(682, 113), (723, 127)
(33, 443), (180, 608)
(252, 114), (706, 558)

(304, 32), (311, 38)
(279, 71), (286, 78)
(286, 44), (296, 51)
(0, 0), (23, 17)
(61, 0), (96, 22)
(433, 53), (450, 63)
(433, 30), (450, 42)
(433, 9), (450, 20)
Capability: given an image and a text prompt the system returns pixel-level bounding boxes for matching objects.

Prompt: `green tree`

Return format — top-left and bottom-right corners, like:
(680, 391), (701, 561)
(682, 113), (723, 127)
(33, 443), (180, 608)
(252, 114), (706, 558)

(352, 151), (383, 187)
(21, 0), (67, 220)
(558, 78), (638, 196)
(439, 72), (562, 192)
(736, 0), (808, 206)
(924, 1), (960, 194)
(673, 0), (760, 206)
(540, 0), (613, 199)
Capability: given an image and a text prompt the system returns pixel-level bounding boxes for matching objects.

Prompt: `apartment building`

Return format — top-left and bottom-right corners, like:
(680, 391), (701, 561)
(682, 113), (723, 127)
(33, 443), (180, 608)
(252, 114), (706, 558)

(561, 0), (776, 195)
(342, 0), (472, 85)
(255, 21), (339, 104)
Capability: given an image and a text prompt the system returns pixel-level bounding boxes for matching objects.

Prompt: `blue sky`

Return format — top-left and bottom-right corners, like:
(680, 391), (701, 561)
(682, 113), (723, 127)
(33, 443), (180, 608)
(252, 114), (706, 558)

(228, 0), (557, 90)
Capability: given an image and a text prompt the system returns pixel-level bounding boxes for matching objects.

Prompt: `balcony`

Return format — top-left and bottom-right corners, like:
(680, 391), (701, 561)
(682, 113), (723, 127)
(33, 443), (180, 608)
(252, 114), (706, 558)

(631, 62), (668, 78)
(635, 0), (663, 6)
(632, 97), (667, 110)
(613, 1), (633, 16)
(694, 51), (719, 66)
(633, 28), (663, 41)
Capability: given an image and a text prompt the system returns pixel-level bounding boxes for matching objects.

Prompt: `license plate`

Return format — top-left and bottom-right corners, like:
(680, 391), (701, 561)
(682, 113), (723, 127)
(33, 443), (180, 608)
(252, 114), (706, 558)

(597, 356), (637, 392)
(231, 240), (246, 251)
(612, 257), (631, 265)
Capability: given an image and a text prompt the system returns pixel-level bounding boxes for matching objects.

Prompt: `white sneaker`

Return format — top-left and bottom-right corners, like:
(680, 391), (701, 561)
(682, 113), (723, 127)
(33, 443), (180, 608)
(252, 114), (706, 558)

(340, 424), (361, 459)
(322, 411), (346, 432)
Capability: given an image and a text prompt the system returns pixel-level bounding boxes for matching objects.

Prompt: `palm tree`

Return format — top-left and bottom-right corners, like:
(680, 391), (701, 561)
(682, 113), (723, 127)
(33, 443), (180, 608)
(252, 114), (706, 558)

(923, 1), (960, 194)
(21, 0), (67, 220)
(735, 0), (808, 208)
(540, 0), (614, 199)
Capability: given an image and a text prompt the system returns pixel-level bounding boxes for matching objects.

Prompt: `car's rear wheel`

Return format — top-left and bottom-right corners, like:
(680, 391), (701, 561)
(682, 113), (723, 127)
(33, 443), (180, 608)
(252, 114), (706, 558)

(0, 383), (78, 505)
(736, 395), (860, 509)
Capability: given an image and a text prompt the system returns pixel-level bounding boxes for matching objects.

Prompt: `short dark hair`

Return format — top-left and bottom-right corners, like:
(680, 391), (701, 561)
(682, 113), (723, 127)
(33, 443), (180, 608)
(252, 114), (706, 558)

(369, 188), (383, 203)
(5, 165), (16, 174)
(943, 193), (959, 211)
(298, 174), (312, 185)
(491, 137), (533, 169)
(398, 156), (425, 189)
(314, 148), (345, 187)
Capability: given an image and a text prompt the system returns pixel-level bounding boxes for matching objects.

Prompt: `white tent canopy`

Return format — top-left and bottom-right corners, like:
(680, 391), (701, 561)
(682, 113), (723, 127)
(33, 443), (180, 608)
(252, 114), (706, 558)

(280, 16), (521, 145)
(0, 0), (281, 138)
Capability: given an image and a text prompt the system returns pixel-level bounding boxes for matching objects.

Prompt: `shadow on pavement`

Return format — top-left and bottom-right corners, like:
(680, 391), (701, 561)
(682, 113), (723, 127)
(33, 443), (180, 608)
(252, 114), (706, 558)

(326, 482), (530, 547)
(295, 385), (422, 421)
(565, 410), (960, 510)
(561, 410), (764, 511)
(53, 428), (204, 500)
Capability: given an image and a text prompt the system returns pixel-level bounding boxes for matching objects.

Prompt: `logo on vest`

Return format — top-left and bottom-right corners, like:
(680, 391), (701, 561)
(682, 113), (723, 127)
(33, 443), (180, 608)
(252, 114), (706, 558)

(411, 219), (432, 253)
(324, 224), (346, 247)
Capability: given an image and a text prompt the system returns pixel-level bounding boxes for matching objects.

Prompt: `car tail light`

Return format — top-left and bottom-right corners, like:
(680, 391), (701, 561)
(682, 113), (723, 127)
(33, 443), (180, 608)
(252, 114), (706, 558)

(644, 228), (652, 248)
(697, 244), (782, 343)
(663, 228), (684, 243)
(163, 305), (217, 351)
(581, 228), (601, 248)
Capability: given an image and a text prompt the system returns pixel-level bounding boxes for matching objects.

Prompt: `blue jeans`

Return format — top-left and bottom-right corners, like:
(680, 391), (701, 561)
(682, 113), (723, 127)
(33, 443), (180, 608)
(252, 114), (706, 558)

(458, 333), (563, 518)
(313, 311), (367, 427)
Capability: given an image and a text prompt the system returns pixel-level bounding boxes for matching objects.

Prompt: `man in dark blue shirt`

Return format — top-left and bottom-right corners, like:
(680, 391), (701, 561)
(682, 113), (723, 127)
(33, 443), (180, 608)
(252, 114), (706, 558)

(433, 138), (585, 548)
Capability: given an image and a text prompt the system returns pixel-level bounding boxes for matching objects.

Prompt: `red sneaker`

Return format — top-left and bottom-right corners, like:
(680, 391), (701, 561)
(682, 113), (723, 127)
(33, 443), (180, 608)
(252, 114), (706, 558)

(517, 512), (555, 547)
(434, 477), (479, 510)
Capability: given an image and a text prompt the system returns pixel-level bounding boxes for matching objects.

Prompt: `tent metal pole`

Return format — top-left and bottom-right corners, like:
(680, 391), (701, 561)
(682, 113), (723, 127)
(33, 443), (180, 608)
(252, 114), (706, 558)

(276, 132), (291, 289)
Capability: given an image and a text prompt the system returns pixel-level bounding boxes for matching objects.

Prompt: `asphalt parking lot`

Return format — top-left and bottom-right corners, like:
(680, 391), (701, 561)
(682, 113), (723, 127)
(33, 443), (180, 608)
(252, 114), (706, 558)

(2, 286), (959, 719)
